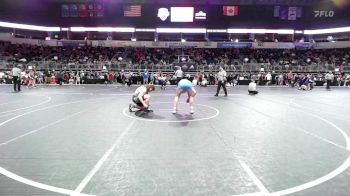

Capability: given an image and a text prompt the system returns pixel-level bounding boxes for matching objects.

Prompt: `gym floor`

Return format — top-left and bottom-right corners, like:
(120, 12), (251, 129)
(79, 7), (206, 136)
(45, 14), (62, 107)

(0, 84), (349, 196)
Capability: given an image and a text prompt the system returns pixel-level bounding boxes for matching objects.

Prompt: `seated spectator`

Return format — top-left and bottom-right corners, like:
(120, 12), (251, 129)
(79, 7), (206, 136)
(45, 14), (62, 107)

(345, 74), (350, 87)
(201, 78), (208, 87)
(0, 71), (4, 84)
(248, 80), (258, 95)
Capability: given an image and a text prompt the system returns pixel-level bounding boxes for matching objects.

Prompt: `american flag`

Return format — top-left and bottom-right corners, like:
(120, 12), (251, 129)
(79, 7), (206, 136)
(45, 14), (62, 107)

(124, 5), (141, 17)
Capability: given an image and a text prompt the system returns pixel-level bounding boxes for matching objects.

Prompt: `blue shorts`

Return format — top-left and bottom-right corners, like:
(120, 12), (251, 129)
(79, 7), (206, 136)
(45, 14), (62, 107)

(177, 79), (192, 91)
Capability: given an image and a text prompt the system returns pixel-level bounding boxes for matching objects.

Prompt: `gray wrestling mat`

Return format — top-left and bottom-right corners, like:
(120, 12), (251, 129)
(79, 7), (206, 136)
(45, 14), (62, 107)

(0, 84), (349, 196)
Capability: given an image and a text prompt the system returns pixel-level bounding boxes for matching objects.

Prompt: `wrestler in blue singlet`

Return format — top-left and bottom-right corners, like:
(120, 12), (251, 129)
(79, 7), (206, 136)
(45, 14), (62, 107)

(177, 79), (193, 92)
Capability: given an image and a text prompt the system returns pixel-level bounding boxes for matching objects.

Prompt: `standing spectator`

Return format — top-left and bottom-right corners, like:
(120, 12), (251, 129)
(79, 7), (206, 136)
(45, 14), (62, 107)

(44, 70), (50, 84)
(308, 74), (315, 90)
(209, 72), (215, 85)
(292, 73), (299, 87)
(137, 72), (142, 85)
(125, 71), (132, 87)
(174, 66), (183, 85)
(149, 72), (155, 84)
(344, 73), (350, 87)
(271, 71), (277, 85)
(265, 72), (272, 86)
(38, 71), (44, 84)
(158, 73), (167, 90)
(80, 71), (85, 84)
(258, 72), (264, 85)
(325, 71), (334, 90)
(0, 71), (4, 84)
(12, 64), (21, 92)
(103, 72), (108, 85)
(143, 69), (150, 84)
(75, 72), (81, 85)
(287, 71), (293, 86)
(278, 73), (284, 85)
(214, 66), (227, 97)
(226, 73), (233, 86)
(194, 72), (200, 86)
(56, 71), (63, 85)
(108, 72), (114, 84)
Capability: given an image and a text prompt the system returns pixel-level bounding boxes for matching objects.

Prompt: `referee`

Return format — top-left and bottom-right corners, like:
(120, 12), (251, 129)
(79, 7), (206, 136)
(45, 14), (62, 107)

(214, 66), (227, 97)
(12, 64), (21, 92)
(325, 71), (334, 90)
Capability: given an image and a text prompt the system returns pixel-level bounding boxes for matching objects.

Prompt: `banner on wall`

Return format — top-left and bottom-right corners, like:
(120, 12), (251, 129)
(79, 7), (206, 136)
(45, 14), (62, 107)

(2, 33), (350, 50)
(57, 41), (86, 47)
(252, 42), (295, 49)
(294, 42), (313, 49)
(274, 6), (302, 20)
(164, 42), (204, 48)
(217, 42), (252, 48)
(312, 41), (350, 49)
(91, 40), (154, 48)
(91, 40), (215, 48)
(92, 40), (111, 47)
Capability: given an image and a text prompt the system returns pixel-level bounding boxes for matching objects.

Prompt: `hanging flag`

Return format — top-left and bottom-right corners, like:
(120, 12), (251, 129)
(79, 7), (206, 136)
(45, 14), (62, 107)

(223, 6), (238, 16)
(69, 4), (78, 17)
(274, 6), (280, 17)
(124, 5), (141, 17)
(88, 4), (94, 10)
(288, 7), (297, 20)
(61, 4), (70, 17)
(296, 7), (303, 18)
(274, 6), (302, 20)
(279, 6), (288, 20)
(78, 4), (88, 18)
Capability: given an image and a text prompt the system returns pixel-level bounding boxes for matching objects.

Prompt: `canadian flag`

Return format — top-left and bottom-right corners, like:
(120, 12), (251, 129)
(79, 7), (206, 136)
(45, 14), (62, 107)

(223, 6), (238, 16)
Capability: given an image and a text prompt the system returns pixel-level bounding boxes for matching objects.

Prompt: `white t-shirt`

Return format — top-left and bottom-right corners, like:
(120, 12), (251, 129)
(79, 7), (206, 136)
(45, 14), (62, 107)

(12, 67), (21, 77)
(175, 70), (183, 78)
(266, 74), (272, 81)
(217, 70), (227, 81)
(325, 73), (334, 80)
(249, 82), (257, 91)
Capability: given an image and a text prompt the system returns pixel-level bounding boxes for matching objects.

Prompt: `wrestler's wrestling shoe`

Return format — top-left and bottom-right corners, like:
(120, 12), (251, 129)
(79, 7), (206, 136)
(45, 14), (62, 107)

(190, 107), (194, 114)
(172, 107), (177, 114)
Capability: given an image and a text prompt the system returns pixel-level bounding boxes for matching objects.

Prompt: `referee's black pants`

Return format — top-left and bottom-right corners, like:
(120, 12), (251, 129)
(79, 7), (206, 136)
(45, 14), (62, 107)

(326, 80), (331, 89)
(215, 81), (227, 96)
(13, 76), (21, 92)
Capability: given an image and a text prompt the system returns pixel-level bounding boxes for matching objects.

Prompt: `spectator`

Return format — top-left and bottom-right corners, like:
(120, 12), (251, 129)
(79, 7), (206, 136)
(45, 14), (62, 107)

(248, 80), (258, 95)
(0, 71), (5, 84)
(75, 72), (81, 85)
(142, 69), (149, 84)
(56, 71), (63, 85)
(345, 73), (350, 87)
(265, 72), (272, 86)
